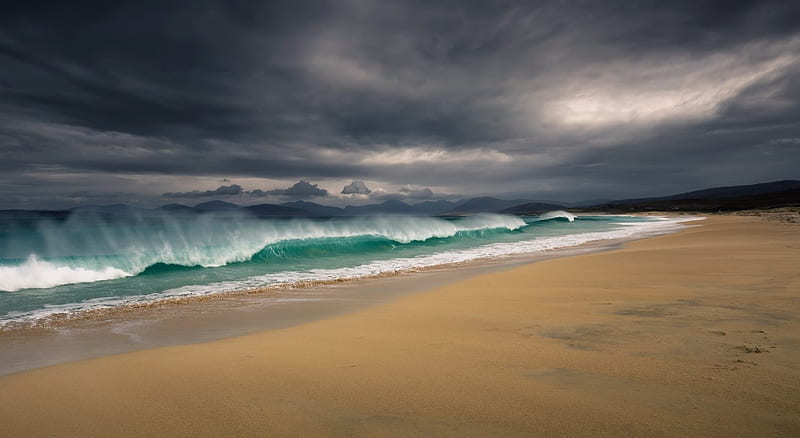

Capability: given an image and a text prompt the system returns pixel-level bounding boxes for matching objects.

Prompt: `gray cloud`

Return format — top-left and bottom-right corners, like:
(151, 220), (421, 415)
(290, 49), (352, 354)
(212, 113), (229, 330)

(163, 184), (243, 198)
(1, 1), (799, 208)
(253, 180), (328, 198)
(399, 187), (434, 200)
(342, 180), (371, 195)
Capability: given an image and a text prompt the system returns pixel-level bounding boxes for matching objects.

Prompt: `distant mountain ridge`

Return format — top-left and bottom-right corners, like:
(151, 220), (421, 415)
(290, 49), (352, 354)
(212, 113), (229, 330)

(2, 180), (797, 217)
(343, 200), (417, 215)
(192, 200), (240, 212)
(445, 197), (533, 214)
(500, 202), (568, 215)
(609, 180), (800, 205)
(587, 180), (800, 212)
(281, 200), (345, 216)
(409, 200), (459, 215)
(245, 204), (309, 217)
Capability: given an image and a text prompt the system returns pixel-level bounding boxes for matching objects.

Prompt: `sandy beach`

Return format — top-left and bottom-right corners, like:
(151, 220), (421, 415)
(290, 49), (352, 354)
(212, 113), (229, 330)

(0, 214), (798, 436)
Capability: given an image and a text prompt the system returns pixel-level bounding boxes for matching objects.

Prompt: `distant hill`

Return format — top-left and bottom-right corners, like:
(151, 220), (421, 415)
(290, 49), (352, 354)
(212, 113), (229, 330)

(568, 198), (613, 208)
(411, 200), (459, 215)
(590, 180), (800, 212)
(158, 203), (196, 214)
(500, 202), (567, 215)
(70, 204), (148, 215)
(611, 180), (800, 205)
(243, 204), (310, 217)
(281, 200), (344, 216)
(192, 200), (241, 212)
(445, 197), (531, 214)
(343, 200), (418, 215)
(155, 201), (315, 217)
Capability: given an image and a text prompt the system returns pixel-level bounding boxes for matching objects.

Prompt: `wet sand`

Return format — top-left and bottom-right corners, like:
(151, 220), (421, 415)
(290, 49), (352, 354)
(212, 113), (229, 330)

(0, 214), (798, 436)
(0, 240), (618, 377)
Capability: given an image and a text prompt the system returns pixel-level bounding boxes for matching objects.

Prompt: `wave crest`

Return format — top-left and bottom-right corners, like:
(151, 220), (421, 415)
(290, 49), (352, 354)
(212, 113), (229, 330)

(537, 210), (576, 222)
(0, 214), (525, 291)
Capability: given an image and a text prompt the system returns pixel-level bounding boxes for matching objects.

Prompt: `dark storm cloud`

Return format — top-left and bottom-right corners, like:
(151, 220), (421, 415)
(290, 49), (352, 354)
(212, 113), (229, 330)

(163, 184), (243, 198)
(1, 0), (799, 208)
(252, 180), (328, 198)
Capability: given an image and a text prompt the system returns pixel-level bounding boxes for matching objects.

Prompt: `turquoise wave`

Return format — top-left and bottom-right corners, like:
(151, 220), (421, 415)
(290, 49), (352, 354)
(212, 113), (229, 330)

(0, 211), (684, 327)
(0, 213), (529, 291)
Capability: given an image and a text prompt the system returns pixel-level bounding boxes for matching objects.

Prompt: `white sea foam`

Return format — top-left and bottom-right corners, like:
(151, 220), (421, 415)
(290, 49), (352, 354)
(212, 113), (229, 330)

(0, 215), (702, 328)
(0, 256), (130, 292)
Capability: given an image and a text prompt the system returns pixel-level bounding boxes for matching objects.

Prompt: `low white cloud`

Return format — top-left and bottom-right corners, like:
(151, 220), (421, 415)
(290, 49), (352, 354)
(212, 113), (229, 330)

(369, 185), (435, 201)
(341, 180), (372, 195)
(399, 186), (434, 199)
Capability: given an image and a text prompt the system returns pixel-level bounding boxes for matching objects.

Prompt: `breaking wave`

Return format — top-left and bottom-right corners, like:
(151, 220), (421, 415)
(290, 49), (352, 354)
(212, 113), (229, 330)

(0, 213), (525, 292)
(0, 215), (701, 327)
(536, 210), (576, 222)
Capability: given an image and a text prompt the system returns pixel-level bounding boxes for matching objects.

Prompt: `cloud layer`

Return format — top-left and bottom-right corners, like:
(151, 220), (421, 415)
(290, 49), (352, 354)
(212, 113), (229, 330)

(1, 1), (799, 208)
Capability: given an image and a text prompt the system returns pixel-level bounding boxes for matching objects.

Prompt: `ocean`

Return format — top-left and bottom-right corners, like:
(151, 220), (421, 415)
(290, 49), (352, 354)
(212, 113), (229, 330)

(0, 210), (692, 328)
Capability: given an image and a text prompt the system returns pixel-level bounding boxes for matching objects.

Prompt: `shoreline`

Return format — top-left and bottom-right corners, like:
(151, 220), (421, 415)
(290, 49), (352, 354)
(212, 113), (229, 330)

(0, 215), (695, 377)
(1, 214), (798, 435)
(0, 213), (690, 332)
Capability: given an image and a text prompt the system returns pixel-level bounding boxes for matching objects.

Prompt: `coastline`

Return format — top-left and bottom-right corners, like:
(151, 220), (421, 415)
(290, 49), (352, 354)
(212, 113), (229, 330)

(0, 215), (687, 376)
(1, 214), (798, 436)
(0, 213), (687, 331)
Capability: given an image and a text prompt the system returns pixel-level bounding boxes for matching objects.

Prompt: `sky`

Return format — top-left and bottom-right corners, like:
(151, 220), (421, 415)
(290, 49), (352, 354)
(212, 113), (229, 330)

(1, 0), (799, 209)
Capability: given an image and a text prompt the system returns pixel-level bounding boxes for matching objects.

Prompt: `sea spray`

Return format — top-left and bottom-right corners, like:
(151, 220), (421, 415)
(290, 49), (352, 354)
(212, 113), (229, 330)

(0, 255), (130, 291)
(0, 212), (525, 291)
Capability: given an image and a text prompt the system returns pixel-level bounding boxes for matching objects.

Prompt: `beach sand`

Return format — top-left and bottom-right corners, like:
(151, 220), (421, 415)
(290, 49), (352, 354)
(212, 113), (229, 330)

(0, 215), (798, 437)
